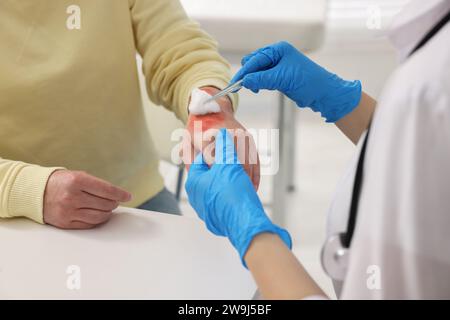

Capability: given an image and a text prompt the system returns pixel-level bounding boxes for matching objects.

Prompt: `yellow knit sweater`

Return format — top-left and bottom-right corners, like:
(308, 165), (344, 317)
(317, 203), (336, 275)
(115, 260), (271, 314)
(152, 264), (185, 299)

(0, 0), (235, 223)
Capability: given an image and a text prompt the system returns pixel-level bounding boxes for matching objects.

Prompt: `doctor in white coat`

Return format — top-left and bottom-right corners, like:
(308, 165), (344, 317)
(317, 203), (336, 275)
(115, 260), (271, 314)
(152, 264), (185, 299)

(184, 0), (450, 299)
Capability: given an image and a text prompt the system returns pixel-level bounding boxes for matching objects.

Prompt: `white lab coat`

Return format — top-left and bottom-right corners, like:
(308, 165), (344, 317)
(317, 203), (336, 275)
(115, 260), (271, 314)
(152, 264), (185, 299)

(326, 0), (450, 299)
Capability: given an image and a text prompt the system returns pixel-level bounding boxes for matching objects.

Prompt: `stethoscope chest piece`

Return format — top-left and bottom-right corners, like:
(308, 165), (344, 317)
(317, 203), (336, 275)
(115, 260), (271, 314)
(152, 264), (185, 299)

(321, 233), (349, 281)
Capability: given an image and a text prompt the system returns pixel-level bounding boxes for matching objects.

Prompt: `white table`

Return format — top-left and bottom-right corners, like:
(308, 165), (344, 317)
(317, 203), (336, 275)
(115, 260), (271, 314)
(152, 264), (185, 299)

(0, 207), (256, 299)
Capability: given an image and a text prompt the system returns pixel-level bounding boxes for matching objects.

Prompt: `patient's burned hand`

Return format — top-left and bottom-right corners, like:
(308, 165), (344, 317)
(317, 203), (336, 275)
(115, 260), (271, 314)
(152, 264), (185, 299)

(183, 87), (260, 190)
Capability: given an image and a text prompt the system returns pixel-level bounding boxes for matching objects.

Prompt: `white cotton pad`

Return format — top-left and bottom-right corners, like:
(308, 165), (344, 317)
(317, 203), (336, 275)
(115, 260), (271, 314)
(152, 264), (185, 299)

(188, 88), (221, 115)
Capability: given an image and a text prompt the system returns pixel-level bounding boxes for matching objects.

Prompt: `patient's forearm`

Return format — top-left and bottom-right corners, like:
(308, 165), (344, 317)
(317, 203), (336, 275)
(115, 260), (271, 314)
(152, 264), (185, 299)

(336, 92), (377, 144)
(244, 233), (326, 300)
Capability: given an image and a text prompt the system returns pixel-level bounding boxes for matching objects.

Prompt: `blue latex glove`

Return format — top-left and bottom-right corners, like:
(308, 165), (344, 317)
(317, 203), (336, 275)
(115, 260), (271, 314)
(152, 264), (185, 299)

(185, 128), (291, 267)
(231, 41), (362, 123)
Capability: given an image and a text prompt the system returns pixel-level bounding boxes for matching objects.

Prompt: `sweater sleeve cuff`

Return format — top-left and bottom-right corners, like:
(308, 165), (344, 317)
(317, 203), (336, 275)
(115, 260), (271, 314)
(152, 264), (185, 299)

(8, 166), (63, 224)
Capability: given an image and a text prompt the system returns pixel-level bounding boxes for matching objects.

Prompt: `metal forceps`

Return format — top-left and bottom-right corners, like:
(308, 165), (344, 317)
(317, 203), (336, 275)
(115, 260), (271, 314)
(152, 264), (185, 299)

(204, 80), (244, 103)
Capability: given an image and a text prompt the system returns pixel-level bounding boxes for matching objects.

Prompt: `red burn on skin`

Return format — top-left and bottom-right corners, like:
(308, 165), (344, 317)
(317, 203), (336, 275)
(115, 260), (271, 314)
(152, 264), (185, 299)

(187, 112), (227, 132)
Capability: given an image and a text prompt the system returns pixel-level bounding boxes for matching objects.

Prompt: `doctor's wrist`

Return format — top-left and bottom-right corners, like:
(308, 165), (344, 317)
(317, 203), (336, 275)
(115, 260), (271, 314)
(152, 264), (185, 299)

(234, 217), (292, 269)
(317, 78), (362, 123)
(244, 232), (288, 268)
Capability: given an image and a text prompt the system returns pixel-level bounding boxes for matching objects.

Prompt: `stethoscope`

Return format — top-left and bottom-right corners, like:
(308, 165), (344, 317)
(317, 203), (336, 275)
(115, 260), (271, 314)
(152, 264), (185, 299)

(321, 9), (450, 281)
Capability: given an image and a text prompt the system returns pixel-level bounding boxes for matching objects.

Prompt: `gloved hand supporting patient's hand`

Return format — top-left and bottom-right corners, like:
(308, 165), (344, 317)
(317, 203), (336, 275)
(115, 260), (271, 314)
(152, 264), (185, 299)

(185, 128), (291, 266)
(231, 41), (362, 123)
(184, 87), (261, 190)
